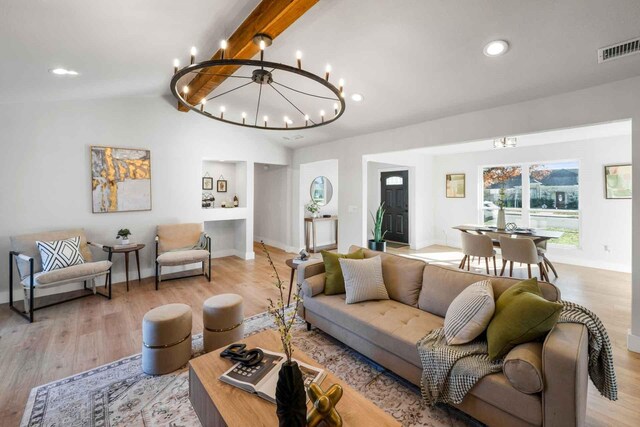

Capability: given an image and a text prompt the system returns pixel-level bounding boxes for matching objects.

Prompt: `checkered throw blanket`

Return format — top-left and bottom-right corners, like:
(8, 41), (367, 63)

(416, 300), (618, 405)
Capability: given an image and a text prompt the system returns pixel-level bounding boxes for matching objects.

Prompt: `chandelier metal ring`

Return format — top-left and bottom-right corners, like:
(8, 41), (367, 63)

(170, 58), (346, 130)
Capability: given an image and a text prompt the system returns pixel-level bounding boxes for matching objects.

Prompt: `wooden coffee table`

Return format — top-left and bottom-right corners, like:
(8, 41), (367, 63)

(189, 329), (400, 427)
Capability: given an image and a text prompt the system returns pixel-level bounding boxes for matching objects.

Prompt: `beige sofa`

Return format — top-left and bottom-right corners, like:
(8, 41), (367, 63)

(298, 246), (589, 427)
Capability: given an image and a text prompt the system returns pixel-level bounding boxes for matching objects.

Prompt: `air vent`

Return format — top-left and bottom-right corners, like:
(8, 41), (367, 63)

(598, 37), (640, 63)
(282, 134), (304, 141)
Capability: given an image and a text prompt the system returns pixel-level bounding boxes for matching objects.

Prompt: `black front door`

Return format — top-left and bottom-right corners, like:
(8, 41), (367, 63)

(380, 170), (409, 244)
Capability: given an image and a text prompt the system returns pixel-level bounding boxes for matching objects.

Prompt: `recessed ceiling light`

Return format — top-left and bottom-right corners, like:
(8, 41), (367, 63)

(49, 68), (79, 76)
(483, 40), (509, 57)
(351, 93), (364, 102)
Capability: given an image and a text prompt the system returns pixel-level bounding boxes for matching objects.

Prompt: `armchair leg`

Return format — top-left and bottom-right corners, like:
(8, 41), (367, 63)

(29, 280), (34, 323)
(306, 321), (311, 331)
(108, 268), (112, 300)
(208, 257), (211, 282)
(155, 262), (159, 290)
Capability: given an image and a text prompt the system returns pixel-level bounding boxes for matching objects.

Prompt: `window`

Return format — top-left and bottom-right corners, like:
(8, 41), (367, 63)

(385, 176), (403, 186)
(482, 166), (523, 226)
(480, 161), (580, 246)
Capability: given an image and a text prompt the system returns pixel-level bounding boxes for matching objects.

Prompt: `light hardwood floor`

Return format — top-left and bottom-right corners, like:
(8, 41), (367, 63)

(0, 243), (638, 426)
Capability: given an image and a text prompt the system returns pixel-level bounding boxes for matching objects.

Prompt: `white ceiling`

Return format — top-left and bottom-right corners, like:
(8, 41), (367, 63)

(2, 0), (640, 147)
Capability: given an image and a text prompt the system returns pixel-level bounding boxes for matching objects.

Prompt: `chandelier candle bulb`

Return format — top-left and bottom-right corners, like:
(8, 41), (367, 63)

(296, 50), (302, 69)
(284, 116), (289, 128)
(220, 105), (226, 119)
(320, 110), (325, 123)
(220, 40), (227, 59)
(304, 114), (309, 126)
(200, 98), (206, 112)
(334, 103), (339, 115)
(242, 111), (247, 125)
(173, 59), (180, 74)
(324, 64), (331, 81)
(338, 78), (344, 94)
(190, 46), (197, 64)
(263, 115), (268, 127)
(183, 86), (189, 98)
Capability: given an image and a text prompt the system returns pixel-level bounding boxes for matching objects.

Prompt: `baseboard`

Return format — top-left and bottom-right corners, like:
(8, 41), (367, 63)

(628, 330), (640, 353)
(412, 240), (435, 250)
(210, 249), (241, 259)
(254, 237), (297, 254)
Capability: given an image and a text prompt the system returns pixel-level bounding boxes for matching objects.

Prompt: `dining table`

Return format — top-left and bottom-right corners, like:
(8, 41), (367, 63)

(453, 224), (563, 278)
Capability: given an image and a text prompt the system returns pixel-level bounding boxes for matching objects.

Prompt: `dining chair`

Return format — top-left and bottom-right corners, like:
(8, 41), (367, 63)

(499, 236), (549, 281)
(536, 240), (558, 278)
(459, 232), (497, 275)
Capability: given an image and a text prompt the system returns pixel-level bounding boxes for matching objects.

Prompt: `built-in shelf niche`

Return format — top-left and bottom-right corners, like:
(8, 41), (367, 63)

(202, 160), (247, 210)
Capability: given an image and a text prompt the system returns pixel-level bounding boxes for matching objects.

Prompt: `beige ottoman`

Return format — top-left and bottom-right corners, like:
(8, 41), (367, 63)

(203, 293), (244, 352)
(142, 303), (192, 375)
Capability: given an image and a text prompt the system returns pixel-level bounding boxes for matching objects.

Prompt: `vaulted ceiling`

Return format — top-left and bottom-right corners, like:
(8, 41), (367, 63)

(2, 0), (640, 147)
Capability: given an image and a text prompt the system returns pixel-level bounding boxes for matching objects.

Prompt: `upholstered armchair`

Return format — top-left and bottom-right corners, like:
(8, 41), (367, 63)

(155, 223), (211, 289)
(9, 228), (112, 323)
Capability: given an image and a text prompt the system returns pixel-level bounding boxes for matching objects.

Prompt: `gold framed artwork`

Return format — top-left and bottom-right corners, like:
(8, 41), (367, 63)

(217, 178), (228, 192)
(446, 173), (465, 198)
(91, 146), (151, 213)
(604, 164), (632, 199)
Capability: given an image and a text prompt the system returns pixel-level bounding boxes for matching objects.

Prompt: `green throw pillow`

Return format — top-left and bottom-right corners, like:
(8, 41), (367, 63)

(322, 249), (365, 295)
(487, 278), (562, 360)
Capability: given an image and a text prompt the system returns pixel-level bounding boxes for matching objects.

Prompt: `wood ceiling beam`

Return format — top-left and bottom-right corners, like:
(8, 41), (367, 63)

(179, 0), (319, 112)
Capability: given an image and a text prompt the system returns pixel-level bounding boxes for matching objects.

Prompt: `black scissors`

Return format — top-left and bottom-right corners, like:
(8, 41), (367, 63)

(220, 343), (264, 366)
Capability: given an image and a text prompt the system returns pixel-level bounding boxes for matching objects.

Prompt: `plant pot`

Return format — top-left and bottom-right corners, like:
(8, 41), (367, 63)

(496, 209), (506, 230)
(121, 239), (130, 245)
(368, 240), (387, 252)
(275, 361), (307, 427)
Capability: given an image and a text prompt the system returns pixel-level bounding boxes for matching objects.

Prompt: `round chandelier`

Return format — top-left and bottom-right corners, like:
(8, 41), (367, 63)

(170, 34), (346, 130)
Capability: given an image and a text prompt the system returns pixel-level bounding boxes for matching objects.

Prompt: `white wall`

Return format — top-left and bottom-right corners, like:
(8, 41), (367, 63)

(298, 159), (338, 249)
(0, 96), (290, 303)
(431, 135), (631, 272)
(254, 163), (293, 251)
(291, 75), (640, 351)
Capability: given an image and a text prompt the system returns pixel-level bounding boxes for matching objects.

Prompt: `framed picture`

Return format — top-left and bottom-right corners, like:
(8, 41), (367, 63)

(604, 164), (632, 199)
(446, 173), (465, 198)
(202, 177), (213, 190)
(217, 179), (228, 192)
(91, 146), (151, 213)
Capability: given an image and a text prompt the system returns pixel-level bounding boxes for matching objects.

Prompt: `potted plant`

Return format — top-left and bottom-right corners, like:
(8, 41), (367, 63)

(368, 202), (388, 252)
(305, 200), (321, 218)
(116, 228), (132, 245)
(262, 242), (306, 427)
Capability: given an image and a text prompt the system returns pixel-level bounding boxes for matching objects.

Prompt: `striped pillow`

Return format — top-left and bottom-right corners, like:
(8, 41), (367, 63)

(36, 236), (85, 272)
(444, 280), (495, 345)
(339, 256), (389, 304)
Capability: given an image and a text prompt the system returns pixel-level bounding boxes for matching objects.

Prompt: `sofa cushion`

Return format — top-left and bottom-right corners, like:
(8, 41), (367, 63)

(340, 256), (389, 304)
(36, 236), (85, 272)
(418, 264), (560, 318)
(503, 342), (544, 394)
(156, 249), (209, 266)
(487, 278), (562, 360)
(21, 260), (112, 287)
(350, 246), (426, 307)
(321, 249), (364, 295)
(444, 279), (494, 345)
(303, 293), (443, 366)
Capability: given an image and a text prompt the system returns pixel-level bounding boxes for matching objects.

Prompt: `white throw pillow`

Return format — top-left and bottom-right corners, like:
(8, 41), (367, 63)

(444, 279), (495, 345)
(36, 236), (85, 272)
(339, 256), (389, 304)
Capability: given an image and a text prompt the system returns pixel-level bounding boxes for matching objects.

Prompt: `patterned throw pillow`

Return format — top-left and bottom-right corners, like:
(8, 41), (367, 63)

(339, 256), (389, 304)
(36, 236), (85, 272)
(444, 280), (495, 345)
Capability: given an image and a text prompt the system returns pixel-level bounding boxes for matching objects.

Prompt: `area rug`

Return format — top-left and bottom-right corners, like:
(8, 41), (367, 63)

(21, 311), (480, 427)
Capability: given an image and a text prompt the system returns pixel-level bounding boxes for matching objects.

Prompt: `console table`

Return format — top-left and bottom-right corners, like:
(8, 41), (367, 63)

(304, 216), (338, 253)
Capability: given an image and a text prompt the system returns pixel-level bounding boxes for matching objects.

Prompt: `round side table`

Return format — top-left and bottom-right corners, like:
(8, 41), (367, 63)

(104, 244), (145, 291)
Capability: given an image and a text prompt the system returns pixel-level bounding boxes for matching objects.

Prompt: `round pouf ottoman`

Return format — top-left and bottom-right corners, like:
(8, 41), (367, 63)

(203, 293), (244, 352)
(142, 303), (192, 375)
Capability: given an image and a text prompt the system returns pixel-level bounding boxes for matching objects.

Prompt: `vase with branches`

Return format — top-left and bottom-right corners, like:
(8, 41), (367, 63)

(368, 202), (388, 252)
(262, 242), (306, 427)
(305, 200), (321, 218)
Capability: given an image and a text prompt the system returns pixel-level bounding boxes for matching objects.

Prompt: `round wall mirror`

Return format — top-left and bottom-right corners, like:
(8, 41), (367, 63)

(310, 176), (333, 206)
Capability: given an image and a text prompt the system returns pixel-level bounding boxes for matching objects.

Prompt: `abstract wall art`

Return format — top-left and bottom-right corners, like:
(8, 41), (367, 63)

(91, 146), (152, 213)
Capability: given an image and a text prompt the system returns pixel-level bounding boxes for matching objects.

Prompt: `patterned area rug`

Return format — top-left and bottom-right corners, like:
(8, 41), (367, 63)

(21, 311), (480, 427)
